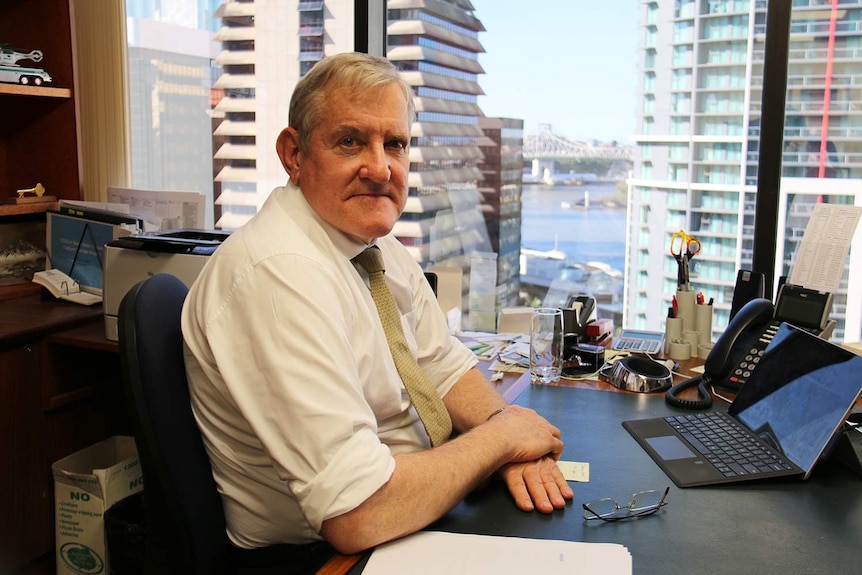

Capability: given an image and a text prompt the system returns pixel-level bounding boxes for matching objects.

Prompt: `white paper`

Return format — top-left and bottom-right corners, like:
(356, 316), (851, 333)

(364, 531), (631, 575)
(789, 203), (862, 292)
(107, 186), (206, 232)
(557, 460), (590, 482)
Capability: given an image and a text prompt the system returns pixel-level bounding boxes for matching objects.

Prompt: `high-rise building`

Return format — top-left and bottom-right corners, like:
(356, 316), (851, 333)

(211, 0), (358, 229)
(478, 117), (524, 311)
(126, 16), (219, 228)
(627, 0), (862, 342)
(387, 0), (496, 329)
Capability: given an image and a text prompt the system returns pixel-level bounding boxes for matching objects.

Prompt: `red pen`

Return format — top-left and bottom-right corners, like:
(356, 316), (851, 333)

(697, 292), (704, 305)
(672, 295), (678, 318)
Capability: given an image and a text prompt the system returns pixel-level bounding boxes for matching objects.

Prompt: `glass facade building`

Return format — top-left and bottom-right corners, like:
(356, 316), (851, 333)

(627, 0), (862, 342)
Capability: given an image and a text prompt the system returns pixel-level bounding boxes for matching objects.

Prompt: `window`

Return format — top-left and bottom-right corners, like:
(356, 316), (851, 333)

(120, 1), (861, 342)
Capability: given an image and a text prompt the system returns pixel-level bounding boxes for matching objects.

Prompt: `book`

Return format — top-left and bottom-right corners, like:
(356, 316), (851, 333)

(45, 211), (133, 294)
(32, 269), (103, 305)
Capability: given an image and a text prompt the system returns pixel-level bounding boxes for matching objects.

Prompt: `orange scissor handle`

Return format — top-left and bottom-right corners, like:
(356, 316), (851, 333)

(670, 230), (701, 258)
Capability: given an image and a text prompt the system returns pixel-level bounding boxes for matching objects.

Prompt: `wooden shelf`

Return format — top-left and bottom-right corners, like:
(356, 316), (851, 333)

(0, 282), (41, 302)
(0, 201), (59, 217)
(0, 83), (72, 98)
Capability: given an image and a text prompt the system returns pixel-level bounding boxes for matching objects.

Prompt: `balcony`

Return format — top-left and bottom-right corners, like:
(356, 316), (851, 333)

(299, 24), (324, 36)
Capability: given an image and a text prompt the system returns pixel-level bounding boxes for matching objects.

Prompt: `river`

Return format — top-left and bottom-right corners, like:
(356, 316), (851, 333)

(520, 180), (628, 275)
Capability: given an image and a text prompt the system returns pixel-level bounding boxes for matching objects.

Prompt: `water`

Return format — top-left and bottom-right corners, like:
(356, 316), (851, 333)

(520, 181), (627, 275)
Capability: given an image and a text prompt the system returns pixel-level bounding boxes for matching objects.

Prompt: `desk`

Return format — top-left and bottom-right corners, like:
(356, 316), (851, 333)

(343, 380), (862, 575)
(0, 296), (125, 573)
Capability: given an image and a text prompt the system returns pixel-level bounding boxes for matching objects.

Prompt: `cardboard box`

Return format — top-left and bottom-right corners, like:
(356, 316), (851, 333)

(52, 436), (142, 575)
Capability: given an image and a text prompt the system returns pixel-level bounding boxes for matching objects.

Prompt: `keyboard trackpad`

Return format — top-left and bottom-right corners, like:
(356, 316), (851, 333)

(645, 435), (697, 461)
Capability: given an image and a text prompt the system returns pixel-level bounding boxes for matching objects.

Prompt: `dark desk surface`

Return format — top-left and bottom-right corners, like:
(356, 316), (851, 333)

(347, 384), (862, 575)
(14, 307), (854, 575)
(0, 294), (103, 343)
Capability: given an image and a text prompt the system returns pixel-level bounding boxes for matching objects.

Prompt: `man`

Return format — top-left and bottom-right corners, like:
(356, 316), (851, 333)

(182, 52), (573, 572)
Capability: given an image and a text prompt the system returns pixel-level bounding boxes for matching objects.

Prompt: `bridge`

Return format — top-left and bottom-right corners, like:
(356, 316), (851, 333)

(523, 124), (634, 161)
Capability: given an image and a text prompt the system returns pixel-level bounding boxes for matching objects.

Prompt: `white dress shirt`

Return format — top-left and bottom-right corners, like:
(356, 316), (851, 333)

(181, 183), (477, 548)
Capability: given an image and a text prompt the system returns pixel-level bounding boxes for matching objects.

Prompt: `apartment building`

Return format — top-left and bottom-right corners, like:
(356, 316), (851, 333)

(627, 0), (862, 342)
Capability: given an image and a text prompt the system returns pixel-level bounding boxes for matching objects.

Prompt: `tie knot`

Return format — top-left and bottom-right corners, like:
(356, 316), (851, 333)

(353, 246), (385, 275)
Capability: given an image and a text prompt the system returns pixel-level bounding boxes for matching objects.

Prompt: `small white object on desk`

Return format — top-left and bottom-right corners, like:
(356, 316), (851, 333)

(556, 460), (589, 482)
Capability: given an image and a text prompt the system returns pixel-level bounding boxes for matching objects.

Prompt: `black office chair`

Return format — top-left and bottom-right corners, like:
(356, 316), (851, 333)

(118, 273), (233, 575)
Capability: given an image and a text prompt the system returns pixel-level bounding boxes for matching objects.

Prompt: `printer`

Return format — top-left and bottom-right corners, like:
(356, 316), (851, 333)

(103, 229), (231, 340)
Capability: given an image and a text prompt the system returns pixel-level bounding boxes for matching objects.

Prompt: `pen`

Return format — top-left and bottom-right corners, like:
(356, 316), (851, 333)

(697, 292), (704, 305)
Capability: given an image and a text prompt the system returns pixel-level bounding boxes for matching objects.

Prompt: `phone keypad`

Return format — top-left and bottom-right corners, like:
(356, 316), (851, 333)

(730, 322), (781, 387)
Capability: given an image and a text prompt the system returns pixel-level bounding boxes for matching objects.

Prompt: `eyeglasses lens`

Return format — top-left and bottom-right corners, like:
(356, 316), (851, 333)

(628, 489), (665, 513)
(584, 488), (668, 521)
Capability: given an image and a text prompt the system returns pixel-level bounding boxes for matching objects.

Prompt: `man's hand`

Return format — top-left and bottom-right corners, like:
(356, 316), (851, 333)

(499, 456), (574, 513)
(481, 405), (564, 463)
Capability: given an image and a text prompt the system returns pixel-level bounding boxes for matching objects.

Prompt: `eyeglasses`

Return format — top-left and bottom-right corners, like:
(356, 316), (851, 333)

(582, 486), (670, 522)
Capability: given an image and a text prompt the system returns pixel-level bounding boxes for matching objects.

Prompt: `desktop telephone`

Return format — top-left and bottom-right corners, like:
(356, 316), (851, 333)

(666, 284), (833, 410)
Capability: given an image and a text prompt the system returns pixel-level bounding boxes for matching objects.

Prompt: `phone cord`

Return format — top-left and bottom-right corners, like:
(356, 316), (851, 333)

(665, 375), (713, 410)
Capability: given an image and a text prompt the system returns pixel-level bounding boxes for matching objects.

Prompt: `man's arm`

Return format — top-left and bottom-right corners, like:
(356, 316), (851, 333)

(442, 367), (574, 513)
(442, 366), (509, 431)
(319, 402), (563, 554)
(320, 367), (574, 554)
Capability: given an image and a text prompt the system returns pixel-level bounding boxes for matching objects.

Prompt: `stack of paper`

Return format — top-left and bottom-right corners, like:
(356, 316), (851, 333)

(491, 338), (531, 373)
(364, 531), (631, 575)
(459, 331), (519, 361)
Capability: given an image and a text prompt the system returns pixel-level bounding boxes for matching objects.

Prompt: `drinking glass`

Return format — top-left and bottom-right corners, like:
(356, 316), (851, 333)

(529, 307), (563, 384)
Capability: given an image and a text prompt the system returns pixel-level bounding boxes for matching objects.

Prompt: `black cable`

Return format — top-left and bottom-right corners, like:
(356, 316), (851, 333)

(665, 374), (713, 410)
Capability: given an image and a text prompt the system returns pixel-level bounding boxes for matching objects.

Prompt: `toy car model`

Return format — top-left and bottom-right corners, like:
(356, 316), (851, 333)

(0, 44), (52, 86)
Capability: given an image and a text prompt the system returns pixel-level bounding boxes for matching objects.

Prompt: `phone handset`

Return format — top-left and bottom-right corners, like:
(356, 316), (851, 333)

(701, 297), (774, 389)
(666, 298), (774, 410)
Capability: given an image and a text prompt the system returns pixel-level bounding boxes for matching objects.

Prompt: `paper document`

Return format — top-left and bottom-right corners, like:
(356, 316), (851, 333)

(107, 186), (205, 232)
(789, 203), (862, 292)
(364, 531), (631, 575)
(557, 460), (589, 482)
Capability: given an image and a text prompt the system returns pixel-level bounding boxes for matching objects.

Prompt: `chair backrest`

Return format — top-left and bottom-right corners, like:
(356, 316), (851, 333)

(118, 273), (233, 575)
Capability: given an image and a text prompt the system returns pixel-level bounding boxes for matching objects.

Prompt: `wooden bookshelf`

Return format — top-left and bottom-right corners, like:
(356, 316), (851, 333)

(0, 83), (72, 98)
(0, 201), (59, 217)
(1, 0), (80, 311)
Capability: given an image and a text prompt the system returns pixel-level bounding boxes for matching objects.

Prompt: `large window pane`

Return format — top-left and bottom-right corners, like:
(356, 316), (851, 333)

(774, 1), (862, 342)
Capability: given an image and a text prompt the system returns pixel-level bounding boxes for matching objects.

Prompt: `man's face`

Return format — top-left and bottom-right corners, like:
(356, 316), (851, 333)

(282, 83), (411, 244)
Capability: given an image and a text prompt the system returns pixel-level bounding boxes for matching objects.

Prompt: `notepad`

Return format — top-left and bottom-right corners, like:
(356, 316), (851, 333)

(364, 531), (631, 575)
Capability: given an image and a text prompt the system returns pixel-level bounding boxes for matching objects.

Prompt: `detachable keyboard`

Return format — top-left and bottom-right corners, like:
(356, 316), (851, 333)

(665, 412), (795, 478)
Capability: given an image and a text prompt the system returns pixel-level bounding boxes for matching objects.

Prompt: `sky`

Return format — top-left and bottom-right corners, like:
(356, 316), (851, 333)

(470, 0), (640, 144)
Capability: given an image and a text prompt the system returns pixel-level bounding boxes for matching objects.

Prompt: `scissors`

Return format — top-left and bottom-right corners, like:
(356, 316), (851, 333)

(669, 230), (701, 290)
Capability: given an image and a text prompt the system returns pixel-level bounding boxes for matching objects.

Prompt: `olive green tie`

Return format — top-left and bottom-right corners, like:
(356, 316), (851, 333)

(353, 247), (452, 446)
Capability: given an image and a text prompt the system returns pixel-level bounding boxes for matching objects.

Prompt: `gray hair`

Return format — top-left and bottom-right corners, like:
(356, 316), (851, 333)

(289, 52), (416, 153)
